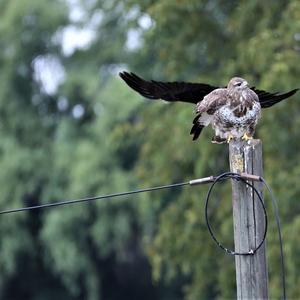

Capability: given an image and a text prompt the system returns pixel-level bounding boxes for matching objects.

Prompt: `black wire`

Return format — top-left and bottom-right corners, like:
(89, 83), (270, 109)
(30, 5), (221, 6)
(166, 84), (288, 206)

(0, 181), (189, 215)
(205, 172), (268, 256)
(260, 177), (286, 300)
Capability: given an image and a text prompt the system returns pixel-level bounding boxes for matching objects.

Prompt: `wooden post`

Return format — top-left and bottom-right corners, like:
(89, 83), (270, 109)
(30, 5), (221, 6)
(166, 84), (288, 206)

(229, 139), (269, 299)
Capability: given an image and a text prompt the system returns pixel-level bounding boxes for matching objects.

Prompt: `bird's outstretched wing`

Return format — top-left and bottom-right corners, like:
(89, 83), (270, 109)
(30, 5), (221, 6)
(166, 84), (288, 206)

(252, 88), (299, 108)
(119, 71), (217, 103)
(120, 72), (298, 108)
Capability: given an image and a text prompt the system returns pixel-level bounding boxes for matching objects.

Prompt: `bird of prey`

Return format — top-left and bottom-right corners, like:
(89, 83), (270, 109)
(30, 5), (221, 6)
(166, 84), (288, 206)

(119, 72), (298, 143)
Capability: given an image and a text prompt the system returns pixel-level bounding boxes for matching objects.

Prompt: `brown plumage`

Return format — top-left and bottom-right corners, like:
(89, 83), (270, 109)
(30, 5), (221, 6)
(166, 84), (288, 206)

(191, 77), (261, 143)
(119, 72), (299, 142)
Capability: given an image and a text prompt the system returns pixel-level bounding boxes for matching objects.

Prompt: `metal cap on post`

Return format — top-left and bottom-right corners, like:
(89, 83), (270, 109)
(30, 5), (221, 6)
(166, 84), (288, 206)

(229, 139), (269, 299)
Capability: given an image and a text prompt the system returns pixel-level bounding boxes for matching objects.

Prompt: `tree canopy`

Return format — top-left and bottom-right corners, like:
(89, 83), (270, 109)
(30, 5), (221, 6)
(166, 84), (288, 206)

(0, 0), (299, 299)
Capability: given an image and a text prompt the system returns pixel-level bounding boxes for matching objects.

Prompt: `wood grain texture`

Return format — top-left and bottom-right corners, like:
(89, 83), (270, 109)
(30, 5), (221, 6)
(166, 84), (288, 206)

(229, 140), (269, 300)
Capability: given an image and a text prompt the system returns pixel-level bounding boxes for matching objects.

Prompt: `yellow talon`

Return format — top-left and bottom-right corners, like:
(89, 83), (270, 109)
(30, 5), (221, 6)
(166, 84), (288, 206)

(242, 133), (253, 141)
(227, 134), (234, 143)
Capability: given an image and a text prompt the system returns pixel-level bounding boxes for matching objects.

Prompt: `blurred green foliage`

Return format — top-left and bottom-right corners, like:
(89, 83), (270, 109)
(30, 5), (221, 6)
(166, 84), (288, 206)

(0, 0), (299, 299)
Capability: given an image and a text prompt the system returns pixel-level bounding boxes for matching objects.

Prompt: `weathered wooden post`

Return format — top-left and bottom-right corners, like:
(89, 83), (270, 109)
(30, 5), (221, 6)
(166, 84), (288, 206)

(229, 139), (269, 299)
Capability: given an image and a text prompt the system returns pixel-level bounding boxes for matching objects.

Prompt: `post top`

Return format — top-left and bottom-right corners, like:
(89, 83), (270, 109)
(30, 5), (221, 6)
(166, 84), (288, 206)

(229, 139), (262, 172)
(229, 139), (261, 149)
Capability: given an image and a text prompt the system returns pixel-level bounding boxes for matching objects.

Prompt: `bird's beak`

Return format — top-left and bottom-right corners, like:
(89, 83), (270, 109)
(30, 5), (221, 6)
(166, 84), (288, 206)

(242, 81), (249, 88)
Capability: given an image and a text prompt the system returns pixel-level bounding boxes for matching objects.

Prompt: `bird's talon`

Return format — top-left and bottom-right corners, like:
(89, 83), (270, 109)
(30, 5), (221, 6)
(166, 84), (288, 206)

(227, 135), (234, 143)
(242, 133), (253, 141)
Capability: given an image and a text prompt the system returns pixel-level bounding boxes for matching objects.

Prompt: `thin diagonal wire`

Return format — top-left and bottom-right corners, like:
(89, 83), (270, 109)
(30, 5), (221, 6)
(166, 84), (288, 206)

(0, 181), (189, 215)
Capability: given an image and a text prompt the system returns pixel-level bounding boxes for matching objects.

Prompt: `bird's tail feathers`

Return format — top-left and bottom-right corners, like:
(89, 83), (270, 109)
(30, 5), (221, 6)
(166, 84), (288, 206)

(190, 114), (206, 141)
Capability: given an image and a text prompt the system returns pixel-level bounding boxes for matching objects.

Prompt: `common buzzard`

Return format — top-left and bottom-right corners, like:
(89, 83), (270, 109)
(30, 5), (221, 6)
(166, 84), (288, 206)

(119, 72), (298, 143)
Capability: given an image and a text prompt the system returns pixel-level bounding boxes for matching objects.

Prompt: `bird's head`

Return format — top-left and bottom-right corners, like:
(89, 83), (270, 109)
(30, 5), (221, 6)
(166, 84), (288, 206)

(228, 77), (249, 93)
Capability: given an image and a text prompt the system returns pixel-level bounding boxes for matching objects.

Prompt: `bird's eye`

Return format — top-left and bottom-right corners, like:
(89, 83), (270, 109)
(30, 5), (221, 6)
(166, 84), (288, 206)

(235, 82), (242, 86)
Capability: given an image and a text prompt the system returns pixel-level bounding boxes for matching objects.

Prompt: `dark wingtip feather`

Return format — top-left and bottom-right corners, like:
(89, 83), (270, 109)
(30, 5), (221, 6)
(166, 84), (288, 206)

(278, 88), (299, 99)
(119, 71), (129, 77)
(119, 71), (159, 100)
(258, 88), (299, 108)
(190, 124), (204, 141)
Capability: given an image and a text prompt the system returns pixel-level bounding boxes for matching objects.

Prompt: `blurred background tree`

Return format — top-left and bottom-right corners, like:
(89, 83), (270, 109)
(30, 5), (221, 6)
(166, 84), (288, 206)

(0, 0), (299, 299)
